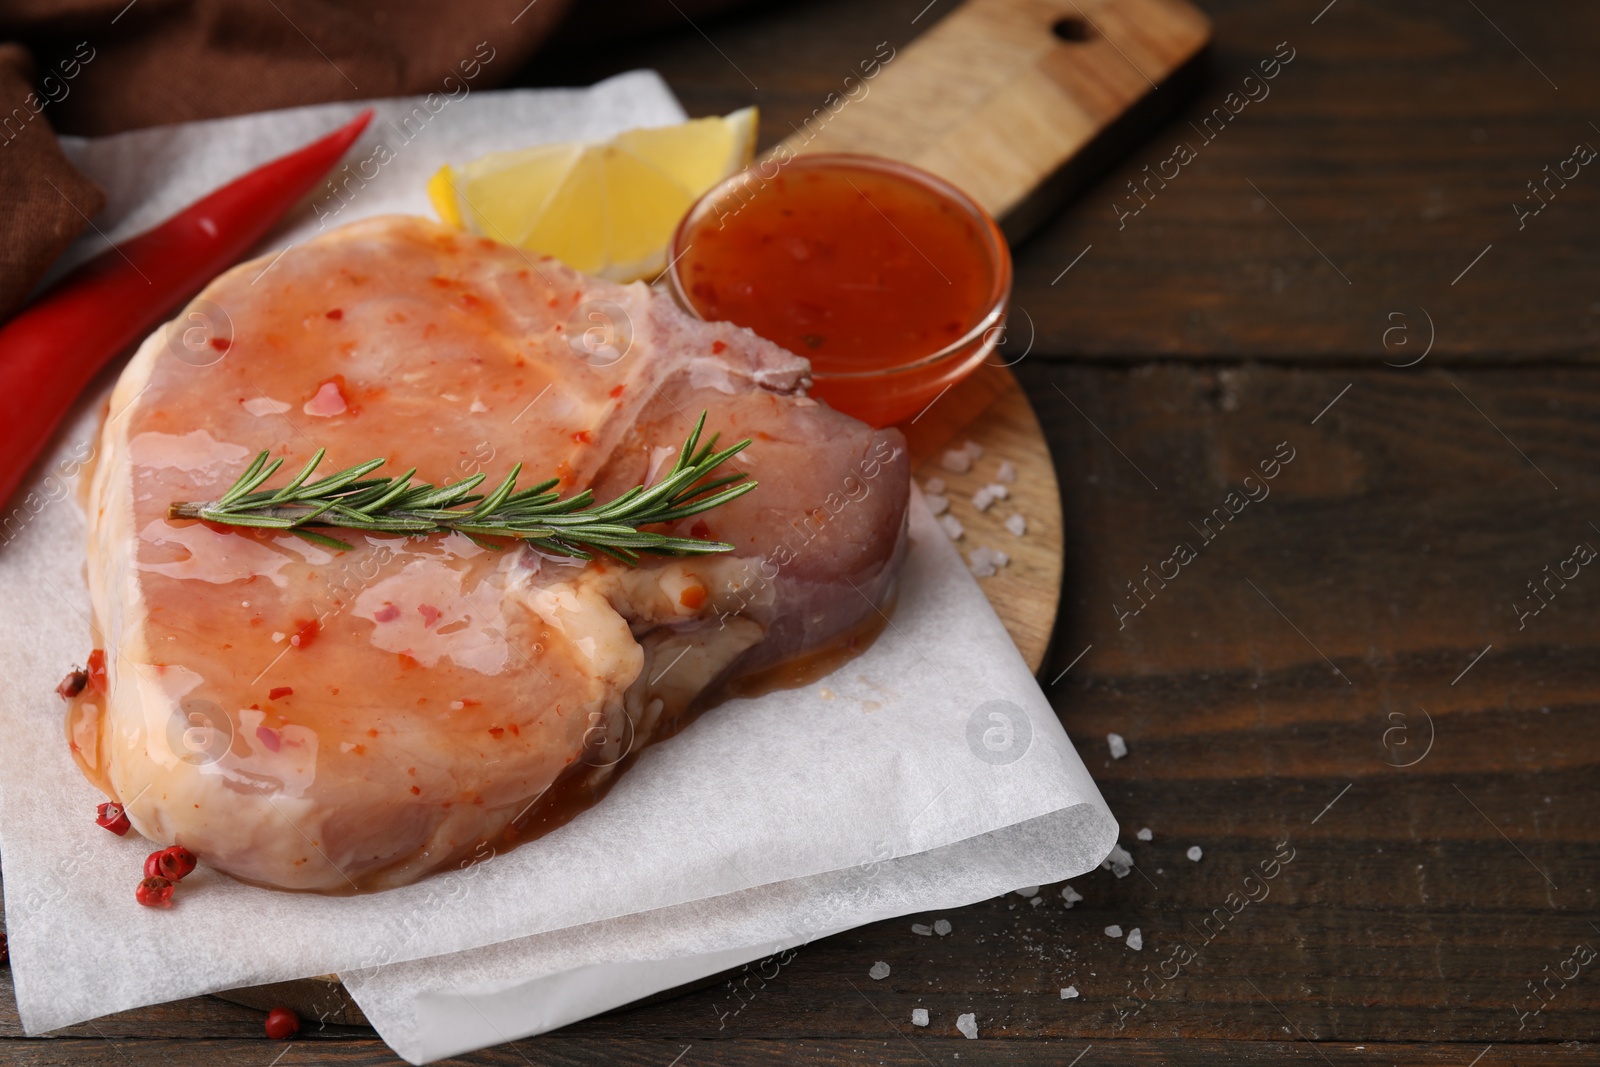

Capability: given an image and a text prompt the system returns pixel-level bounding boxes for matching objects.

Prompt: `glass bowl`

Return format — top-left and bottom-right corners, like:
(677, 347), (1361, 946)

(666, 152), (1012, 427)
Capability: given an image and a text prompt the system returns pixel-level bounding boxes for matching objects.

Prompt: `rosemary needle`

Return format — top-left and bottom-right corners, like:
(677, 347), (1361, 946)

(168, 411), (755, 564)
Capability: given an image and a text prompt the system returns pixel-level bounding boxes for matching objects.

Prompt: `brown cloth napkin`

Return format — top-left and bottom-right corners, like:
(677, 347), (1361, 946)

(0, 41), (105, 321)
(10, 0), (575, 136)
(0, 0), (756, 321)
(0, 0), (578, 320)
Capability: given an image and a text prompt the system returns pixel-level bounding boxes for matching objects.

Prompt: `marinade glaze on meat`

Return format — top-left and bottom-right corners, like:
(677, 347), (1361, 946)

(72, 216), (908, 892)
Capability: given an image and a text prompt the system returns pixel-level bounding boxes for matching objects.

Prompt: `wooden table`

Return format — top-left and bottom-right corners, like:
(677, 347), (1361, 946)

(6, 0), (1598, 1062)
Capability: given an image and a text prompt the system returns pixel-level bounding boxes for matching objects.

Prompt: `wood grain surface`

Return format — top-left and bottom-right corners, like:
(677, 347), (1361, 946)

(6, 0), (1599, 1063)
(906, 362), (1066, 672)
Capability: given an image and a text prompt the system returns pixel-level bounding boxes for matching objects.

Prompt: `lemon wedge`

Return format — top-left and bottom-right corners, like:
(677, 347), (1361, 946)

(429, 107), (758, 282)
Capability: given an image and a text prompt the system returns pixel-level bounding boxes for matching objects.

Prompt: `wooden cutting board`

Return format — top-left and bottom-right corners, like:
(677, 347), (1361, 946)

(776, 0), (1211, 670)
(216, 0), (1209, 1023)
(774, 0), (1212, 238)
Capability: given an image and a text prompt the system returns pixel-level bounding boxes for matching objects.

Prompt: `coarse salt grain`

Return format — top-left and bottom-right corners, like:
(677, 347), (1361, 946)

(1137, 827), (1153, 841)
(1005, 513), (1027, 537)
(934, 919), (952, 936)
(956, 1013), (978, 1039)
(911, 923), (933, 936)
(923, 477), (946, 494)
(996, 459), (1016, 483)
(1107, 733), (1127, 759)
(972, 487), (996, 511)
(940, 449), (973, 473)
(869, 961), (891, 980)
(1060, 985), (1080, 1000)
(964, 440), (984, 459)
(912, 1008), (929, 1027)
(1015, 886), (1040, 897)
(1104, 924), (1123, 938)
(1061, 885), (1084, 906)
(1187, 845), (1204, 862)
(926, 493), (950, 516)
(1127, 928), (1143, 951)
(984, 482), (1008, 501)
(1102, 843), (1133, 879)
(1030, 896), (1043, 907)
(967, 545), (1010, 578)
(939, 514), (965, 540)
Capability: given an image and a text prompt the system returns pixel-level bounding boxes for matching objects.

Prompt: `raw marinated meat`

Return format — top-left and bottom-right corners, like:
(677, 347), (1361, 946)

(71, 215), (908, 892)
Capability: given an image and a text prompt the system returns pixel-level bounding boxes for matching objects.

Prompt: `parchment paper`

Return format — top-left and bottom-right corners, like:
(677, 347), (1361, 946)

(0, 73), (1116, 1056)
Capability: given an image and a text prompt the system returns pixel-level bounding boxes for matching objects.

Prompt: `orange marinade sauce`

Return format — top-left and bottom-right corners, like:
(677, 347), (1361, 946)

(675, 161), (997, 377)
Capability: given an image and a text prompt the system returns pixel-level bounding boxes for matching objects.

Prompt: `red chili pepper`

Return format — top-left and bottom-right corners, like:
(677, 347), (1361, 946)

(0, 109), (373, 509)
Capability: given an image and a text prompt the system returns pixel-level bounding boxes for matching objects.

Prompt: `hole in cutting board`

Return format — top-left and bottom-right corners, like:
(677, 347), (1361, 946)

(1051, 15), (1091, 41)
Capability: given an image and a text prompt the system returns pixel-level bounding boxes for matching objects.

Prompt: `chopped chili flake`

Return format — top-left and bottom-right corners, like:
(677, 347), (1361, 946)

(410, 785), (421, 795)
(678, 585), (707, 609)
(488, 726), (504, 739)
(372, 602), (400, 623)
(86, 649), (107, 693)
(210, 337), (231, 352)
(325, 308), (343, 320)
(255, 726), (282, 752)
(509, 722), (520, 736)
(690, 519), (712, 540)
(268, 686), (294, 700)
(712, 340), (727, 354)
(572, 429), (592, 444)
(418, 604), (441, 628)
(290, 619), (320, 648)
(608, 384), (625, 398)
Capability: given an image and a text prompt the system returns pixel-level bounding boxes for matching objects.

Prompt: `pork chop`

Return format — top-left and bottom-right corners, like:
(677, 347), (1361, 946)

(71, 215), (908, 892)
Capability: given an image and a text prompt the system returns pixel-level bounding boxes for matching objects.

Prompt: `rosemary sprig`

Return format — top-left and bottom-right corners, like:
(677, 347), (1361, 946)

(168, 412), (755, 564)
